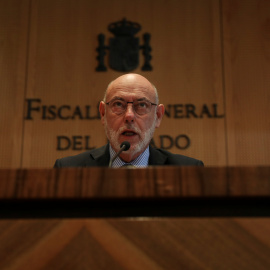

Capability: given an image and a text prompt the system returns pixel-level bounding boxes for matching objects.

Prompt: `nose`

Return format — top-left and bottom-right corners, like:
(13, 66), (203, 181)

(124, 103), (135, 123)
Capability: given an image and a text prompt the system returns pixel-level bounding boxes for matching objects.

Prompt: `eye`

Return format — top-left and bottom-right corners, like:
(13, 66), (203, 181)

(111, 100), (125, 109)
(137, 101), (149, 108)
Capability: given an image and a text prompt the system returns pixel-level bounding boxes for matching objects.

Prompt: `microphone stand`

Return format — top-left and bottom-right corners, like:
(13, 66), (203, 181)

(109, 141), (130, 167)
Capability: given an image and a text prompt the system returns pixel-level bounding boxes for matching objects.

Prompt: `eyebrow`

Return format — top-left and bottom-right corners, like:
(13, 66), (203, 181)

(106, 97), (125, 103)
(110, 97), (150, 102)
(136, 97), (149, 101)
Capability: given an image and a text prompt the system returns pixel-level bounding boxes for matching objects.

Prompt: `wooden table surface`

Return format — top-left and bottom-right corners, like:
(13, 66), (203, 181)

(1, 167), (270, 269)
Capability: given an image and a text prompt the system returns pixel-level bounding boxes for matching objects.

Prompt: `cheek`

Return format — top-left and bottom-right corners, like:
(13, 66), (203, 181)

(105, 114), (122, 129)
(138, 116), (155, 131)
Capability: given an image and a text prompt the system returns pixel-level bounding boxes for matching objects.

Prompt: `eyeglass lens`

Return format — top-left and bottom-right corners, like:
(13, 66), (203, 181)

(108, 99), (154, 115)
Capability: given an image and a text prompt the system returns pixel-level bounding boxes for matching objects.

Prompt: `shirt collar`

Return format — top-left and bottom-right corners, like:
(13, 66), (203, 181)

(109, 144), (149, 168)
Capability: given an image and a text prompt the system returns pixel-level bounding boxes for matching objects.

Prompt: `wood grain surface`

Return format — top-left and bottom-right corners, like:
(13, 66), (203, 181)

(1, 0), (269, 168)
(222, 0), (270, 165)
(0, 167), (270, 269)
(0, 166), (270, 199)
(0, 218), (270, 270)
(0, 0), (30, 168)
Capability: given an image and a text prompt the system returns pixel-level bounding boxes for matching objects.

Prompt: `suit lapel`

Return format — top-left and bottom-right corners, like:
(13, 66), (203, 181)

(85, 144), (110, 167)
(85, 144), (167, 167)
(149, 146), (168, 165)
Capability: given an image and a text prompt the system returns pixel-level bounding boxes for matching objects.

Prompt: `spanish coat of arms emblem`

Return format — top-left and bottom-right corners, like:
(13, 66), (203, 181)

(96, 18), (152, 72)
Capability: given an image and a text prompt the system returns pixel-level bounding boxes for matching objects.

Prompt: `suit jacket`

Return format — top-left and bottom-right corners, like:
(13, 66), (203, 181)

(54, 144), (204, 167)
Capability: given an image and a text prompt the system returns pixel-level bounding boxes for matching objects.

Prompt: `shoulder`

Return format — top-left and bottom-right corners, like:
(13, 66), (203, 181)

(54, 150), (94, 167)
(149, 146), (204, 166)
(53, 144), (109, 167)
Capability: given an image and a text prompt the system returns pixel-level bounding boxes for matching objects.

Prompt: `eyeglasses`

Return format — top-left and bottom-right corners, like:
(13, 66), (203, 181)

(105, 98), (157, 115)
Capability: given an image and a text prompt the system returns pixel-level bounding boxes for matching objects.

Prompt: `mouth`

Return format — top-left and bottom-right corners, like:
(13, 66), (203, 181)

(122, 131), (137, 137)
(121, 130), (138, 136)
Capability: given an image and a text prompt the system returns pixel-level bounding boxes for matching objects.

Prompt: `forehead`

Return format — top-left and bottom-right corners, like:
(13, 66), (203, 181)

(106, 80), (156, 101)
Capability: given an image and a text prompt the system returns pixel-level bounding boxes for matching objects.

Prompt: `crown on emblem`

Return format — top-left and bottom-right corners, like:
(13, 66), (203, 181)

(108, 18), (141, 36)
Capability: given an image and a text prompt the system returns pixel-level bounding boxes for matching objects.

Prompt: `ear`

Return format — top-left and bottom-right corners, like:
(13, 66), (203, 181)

(99, 101), (106, 125)
(155, 104), (165, 128)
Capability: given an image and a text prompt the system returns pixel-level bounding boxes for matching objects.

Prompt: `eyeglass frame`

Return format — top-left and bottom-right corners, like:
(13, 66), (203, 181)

(105, 97), (158, 115)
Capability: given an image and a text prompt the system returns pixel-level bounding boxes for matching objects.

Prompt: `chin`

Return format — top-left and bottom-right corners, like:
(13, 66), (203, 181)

(130, 140), (149, 155)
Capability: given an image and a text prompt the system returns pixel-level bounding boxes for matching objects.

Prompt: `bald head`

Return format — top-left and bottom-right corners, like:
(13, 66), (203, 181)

(104, 73), (159, 103)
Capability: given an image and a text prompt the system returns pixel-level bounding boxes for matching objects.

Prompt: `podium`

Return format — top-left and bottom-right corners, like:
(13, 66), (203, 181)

(0, 166), (270, 269)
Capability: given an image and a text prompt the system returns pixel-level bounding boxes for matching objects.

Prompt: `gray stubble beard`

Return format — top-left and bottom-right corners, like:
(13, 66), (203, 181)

(104, 114), (157, 158)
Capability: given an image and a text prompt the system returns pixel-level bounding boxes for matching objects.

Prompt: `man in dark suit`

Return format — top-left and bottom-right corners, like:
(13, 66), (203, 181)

(54, 73), (203, 168)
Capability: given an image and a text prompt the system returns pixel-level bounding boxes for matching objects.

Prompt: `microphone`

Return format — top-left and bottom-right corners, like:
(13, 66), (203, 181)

(109, 141), (131, 167)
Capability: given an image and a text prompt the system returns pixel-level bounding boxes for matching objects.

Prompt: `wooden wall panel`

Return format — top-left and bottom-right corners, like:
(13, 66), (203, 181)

(2, 0), (269, 168)
(149, 0), (225, 166)
(22, 0), (225, 167)
(0, 218), (270, 269)
(222, 0), (270, 165)
(22, 0), (111, 167)
(0, 1), (30, 168)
